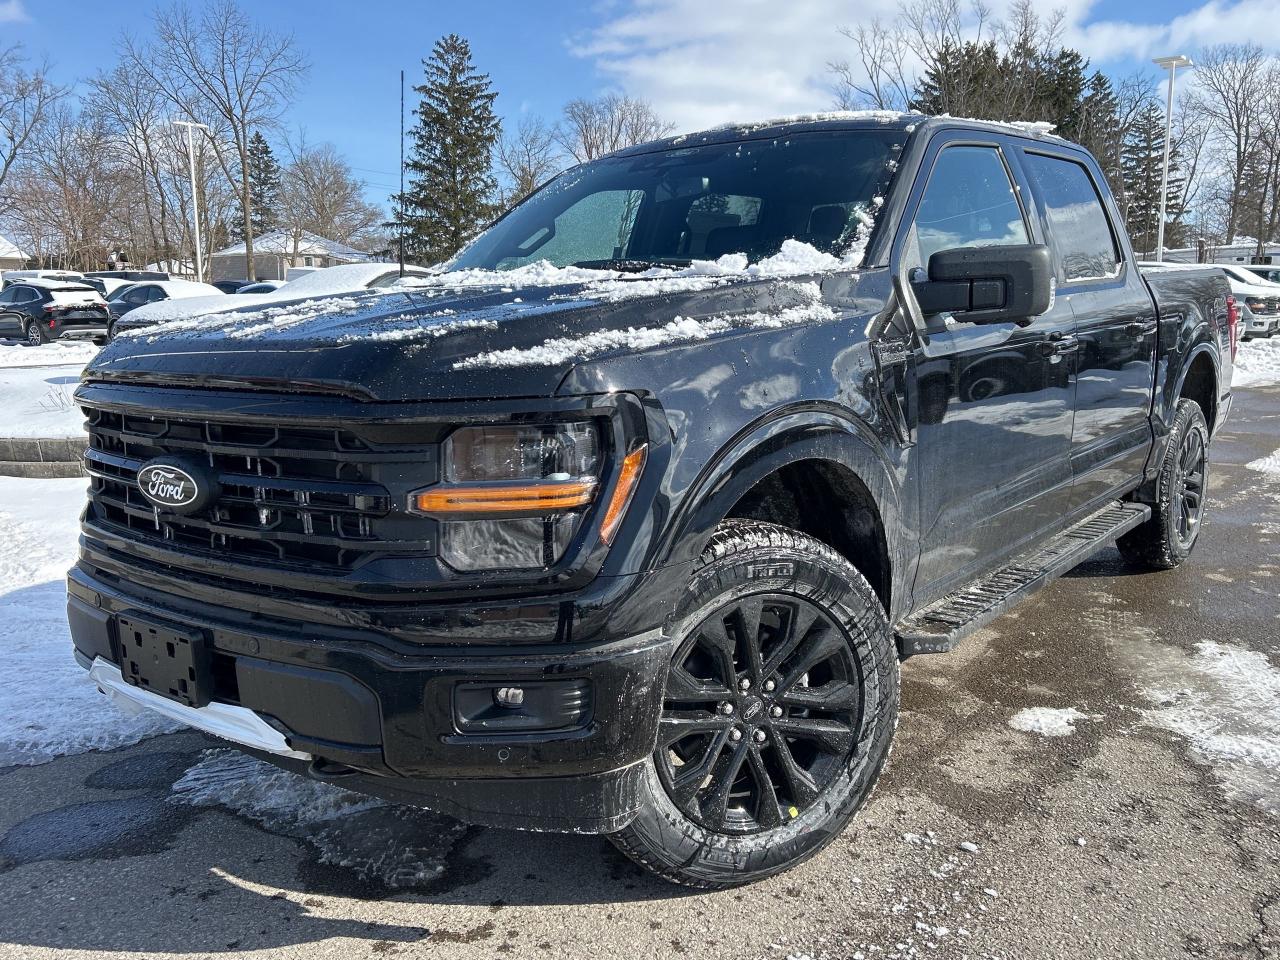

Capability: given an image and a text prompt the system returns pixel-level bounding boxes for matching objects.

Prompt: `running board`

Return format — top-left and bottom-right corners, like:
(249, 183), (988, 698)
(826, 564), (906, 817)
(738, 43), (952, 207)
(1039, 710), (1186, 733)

(895, 501), (1151, 657)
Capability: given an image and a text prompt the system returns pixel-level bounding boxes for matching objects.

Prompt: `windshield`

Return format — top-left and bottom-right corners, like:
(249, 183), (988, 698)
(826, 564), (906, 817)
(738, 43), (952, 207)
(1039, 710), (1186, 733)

(451, 129), (906, 272)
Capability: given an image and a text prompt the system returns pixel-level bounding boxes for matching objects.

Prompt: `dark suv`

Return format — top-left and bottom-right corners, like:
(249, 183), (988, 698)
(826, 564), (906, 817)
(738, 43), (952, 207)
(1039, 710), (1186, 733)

(69, 114), (1232, 888)
(0, 279), (109, 344)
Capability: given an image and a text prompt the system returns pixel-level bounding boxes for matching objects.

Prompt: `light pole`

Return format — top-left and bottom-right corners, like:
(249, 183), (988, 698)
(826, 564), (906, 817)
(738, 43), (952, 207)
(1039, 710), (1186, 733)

(173, 120), (210, 282)
(1152, 55), (1192, 262)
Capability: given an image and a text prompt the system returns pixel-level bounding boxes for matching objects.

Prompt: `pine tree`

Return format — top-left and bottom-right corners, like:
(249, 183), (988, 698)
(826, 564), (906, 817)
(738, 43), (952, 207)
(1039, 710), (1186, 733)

(399, 34), (501, 265)
(1120, 102), (1184, 254)
(228, 131), (281, 244)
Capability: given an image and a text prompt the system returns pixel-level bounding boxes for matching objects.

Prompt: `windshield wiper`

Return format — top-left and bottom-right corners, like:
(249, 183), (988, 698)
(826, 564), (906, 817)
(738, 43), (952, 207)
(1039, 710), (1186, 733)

(571, 258), (691, 274)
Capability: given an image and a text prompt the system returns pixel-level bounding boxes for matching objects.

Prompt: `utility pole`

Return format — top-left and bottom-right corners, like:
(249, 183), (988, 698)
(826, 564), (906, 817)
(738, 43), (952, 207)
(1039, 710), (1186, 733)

(399, 69), (406, 278)
(173, 120), (210, 282)
(1152, 55), (1192, 262)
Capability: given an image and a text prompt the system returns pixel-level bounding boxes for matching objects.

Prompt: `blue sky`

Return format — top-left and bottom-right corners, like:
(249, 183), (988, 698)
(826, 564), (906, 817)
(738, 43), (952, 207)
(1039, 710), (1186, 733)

(3, 0), (1276, 211)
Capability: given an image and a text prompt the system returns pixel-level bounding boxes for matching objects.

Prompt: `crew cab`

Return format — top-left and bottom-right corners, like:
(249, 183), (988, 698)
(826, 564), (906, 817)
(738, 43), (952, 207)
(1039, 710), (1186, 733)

(68, 114), (1233, 888)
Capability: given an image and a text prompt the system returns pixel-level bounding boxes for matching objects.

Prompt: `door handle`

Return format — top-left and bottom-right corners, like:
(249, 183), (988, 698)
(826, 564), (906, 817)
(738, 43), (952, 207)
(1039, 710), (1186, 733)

(1038, 336), (1079, 357)
(1124, 321), (1157, 337)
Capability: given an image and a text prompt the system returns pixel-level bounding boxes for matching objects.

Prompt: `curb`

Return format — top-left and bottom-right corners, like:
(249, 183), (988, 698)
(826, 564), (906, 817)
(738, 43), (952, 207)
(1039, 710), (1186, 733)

(0, 436), (87, 478)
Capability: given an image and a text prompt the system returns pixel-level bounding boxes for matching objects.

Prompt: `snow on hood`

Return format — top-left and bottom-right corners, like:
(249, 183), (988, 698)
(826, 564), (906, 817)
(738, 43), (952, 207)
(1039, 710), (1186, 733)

(120, 239), (868, 344)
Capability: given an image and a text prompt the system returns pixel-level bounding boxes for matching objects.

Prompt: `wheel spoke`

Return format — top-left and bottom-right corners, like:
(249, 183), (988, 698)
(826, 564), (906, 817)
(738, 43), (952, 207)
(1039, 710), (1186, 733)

(778, 680), (860, 714)
(657, 710), (731, 747)
(667, 726), (733, 812)
(770, 734), (821, 807)
(732, 596), (767, 682)
(665, 663), (731, 704)
(746, 746), (783, 829)
(772, 716), (856, 755)
(764, 603), (821, 677)
(778, 624), (846, 693)
(698, 618), (739, 689)
(699, 737), (750, 827)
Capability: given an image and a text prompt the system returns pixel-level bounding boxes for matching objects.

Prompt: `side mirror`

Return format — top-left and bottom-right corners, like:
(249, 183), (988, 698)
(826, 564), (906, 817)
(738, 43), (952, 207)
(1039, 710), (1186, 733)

(911, 243), (1053, 325)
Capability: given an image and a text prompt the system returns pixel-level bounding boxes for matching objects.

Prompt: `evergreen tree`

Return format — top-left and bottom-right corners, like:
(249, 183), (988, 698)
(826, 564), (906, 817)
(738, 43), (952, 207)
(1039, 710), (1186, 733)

(1067, 72), (1122, 195)
(1120, 102), (1184, 254)
(399, 34), (501, 265)
(228, 131), (281, 244)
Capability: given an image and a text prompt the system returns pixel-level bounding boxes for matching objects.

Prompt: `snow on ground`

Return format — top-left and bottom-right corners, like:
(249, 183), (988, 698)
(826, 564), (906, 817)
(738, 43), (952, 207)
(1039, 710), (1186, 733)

(0, 476), (178, 765)
(1007, 706), (1101, 737)
(171, 749), (468, 888)
(1247, 449), (1280, 479)
(0, 340), (96, 439)
(1233, 336), (1280, 387)
(1132, 641), (1280, 818)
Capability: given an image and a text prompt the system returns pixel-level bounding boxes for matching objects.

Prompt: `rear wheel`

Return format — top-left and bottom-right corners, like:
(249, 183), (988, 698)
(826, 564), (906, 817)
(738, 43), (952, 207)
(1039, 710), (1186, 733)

(25, 321), (49, 346)
(609, 520), (899, 888)
(1118, 398), (1209, 570)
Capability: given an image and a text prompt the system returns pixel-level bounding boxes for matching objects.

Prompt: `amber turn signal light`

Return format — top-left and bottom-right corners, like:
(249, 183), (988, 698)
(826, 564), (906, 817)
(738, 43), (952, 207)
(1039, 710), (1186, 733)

(599, 445), (647, 544)
(412, 479), (598, 518)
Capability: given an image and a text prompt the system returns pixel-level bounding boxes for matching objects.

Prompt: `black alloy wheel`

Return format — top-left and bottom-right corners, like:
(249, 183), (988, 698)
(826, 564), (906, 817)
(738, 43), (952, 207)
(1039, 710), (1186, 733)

(657, 593), (861, 835)
(1173, 426), (1206, 548)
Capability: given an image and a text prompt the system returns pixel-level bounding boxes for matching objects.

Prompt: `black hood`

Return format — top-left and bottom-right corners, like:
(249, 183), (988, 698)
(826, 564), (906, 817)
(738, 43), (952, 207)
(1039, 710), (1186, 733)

(83, 275), (831, 401)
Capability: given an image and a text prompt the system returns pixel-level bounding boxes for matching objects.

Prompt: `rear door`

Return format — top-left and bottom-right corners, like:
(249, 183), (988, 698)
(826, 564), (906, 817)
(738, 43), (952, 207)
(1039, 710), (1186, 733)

(1015, 148), (1157, 512)
(897, 134), (1078, 602)
(0, 287), (20, 336)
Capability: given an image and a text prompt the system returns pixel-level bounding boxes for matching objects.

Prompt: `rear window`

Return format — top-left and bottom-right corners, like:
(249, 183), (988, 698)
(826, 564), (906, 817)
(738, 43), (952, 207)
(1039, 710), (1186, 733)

(1022, 153), (1120, 282)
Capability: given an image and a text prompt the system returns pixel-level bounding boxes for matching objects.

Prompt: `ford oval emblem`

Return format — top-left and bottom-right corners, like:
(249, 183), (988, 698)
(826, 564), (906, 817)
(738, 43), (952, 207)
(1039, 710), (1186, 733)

(136, 459), (218, 514)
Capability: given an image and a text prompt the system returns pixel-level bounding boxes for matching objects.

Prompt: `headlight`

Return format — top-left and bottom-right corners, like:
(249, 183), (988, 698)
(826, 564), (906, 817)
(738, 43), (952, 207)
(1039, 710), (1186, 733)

(411, 422), (605, 571)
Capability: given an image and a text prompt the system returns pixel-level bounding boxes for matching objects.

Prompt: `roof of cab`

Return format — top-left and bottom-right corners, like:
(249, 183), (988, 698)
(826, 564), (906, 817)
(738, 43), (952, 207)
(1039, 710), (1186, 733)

(608, 111), (1069, 159)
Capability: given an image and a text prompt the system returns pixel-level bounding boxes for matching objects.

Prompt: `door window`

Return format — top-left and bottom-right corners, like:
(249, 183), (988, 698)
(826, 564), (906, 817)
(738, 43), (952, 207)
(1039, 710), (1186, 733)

(11, 285), (37, 304)
(904, 145), (1029, 271)
(1022, 153), (1120, 282)
(0, 287), (14, 304)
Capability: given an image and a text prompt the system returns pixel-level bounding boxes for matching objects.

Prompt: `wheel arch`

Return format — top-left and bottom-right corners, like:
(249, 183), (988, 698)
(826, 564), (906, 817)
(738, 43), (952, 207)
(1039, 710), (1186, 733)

(661, 406), (907, 621)
(1175, 345), (1219, 434)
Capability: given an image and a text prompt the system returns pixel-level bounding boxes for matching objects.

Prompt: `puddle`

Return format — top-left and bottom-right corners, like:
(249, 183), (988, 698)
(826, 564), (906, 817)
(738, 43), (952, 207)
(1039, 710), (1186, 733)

(0, 797), (193, 869)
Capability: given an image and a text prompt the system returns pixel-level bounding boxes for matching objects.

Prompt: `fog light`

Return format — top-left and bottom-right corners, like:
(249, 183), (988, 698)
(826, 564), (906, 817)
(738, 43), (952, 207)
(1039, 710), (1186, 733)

(454, 680), (591, 733)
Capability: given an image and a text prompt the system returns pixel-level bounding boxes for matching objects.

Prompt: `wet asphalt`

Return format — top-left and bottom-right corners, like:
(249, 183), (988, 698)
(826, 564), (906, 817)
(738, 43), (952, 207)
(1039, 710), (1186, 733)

(1, 386), (1278, 960)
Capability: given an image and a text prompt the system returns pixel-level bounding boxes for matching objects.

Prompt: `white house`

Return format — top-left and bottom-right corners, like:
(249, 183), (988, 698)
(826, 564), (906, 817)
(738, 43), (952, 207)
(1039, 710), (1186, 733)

(210, 229), (372, 282)
(0, 235), (27, 272)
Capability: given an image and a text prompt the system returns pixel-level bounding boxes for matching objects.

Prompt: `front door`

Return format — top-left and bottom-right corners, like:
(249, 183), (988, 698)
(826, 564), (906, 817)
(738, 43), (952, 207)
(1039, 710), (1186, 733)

(897, 137), (1078, 603)
(1016, 148), (1157, 511)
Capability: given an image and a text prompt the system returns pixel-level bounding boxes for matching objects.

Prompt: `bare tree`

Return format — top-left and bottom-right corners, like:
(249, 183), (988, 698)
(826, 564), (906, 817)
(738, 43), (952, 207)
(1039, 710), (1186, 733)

(555, 94), (672, 163)
(279, 138), (384, 257)
(829, 18), (914, 111)
(137, 2), (307, 280)
(496, 115), (563, 205)
(1184, 43), (1268, 242)
(0, 45), (63, 216)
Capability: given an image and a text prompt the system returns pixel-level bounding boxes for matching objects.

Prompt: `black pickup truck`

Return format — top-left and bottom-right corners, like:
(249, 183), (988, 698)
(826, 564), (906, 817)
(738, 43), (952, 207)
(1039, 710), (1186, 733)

(69, 114), (1234, 888)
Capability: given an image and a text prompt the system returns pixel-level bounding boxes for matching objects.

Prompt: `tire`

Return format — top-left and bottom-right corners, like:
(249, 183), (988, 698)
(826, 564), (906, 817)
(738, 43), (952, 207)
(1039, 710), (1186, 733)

(25, 320), (49, 346)
(609, 519), (900, 888)
(1117, 398), (1210, 570)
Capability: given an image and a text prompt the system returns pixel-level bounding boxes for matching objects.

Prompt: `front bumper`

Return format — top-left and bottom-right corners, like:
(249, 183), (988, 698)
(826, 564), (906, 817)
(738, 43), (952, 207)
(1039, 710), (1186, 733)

(67, 559), (683, 833)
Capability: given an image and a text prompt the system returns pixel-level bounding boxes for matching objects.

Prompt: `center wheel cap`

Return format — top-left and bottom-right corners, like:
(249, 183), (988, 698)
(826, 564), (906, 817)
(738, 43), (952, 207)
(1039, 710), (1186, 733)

(740, 696), (766, 722)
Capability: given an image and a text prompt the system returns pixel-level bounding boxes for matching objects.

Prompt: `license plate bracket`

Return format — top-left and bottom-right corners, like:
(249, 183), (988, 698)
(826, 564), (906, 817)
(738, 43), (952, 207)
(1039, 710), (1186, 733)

(115, 613), (212, 708)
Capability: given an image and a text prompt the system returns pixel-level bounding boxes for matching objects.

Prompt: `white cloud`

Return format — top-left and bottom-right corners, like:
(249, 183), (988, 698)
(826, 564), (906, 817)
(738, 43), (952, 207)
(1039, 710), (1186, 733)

(573, 0), (1280, 135)
(0, 0), (28, 24)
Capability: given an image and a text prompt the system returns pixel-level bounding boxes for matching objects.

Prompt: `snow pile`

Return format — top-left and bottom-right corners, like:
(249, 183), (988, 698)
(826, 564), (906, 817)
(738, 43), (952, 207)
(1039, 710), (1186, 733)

(337, 311), (498, 344)
(171, 749), (469, 888)
(0, 340), (97, 369)
(1234, 336), (1280, 387)
(119, 295), (367, 341)
(1007, 706), (1101, 737)
(0, 477), (179, 765)
(1137, 641), (1280, 817)
(455, 280), (837, 369)
(1247, 449), (1280, 479)
(0, 365), (86, 438)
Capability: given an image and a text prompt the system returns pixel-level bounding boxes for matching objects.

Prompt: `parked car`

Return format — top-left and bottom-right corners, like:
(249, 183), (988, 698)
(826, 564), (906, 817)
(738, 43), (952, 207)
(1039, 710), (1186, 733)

(234, 280), (284, 294)
(1, 269), (85, 289)
(83, 276), (134, 300)
(105, 279), (225, 336)
(1218, 265), (1280, 339)
(0, 278), (108, 344)
(212, 279), (248, 294)
(84, 269), (169, 282)
(70, 115), (1233, 888)
(112, 262), (432, 333)
(1241, 264), (1280, 284)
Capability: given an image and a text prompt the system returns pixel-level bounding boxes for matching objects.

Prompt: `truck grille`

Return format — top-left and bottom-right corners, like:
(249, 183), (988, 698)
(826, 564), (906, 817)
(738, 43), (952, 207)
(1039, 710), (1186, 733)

(83, 408), (435, 573)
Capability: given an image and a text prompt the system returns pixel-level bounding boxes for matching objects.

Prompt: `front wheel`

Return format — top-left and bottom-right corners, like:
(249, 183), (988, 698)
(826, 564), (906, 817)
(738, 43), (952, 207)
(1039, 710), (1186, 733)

(609, 520), (899, 888)
(1118, 398), (1210, 570)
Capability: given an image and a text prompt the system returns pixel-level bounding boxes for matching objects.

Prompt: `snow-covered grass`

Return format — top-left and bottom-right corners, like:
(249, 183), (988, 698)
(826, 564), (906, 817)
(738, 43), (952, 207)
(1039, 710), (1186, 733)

(1233, 336), (1280, 387)
(0, 476), (178, 765)
(1008, 706), (1101, 737)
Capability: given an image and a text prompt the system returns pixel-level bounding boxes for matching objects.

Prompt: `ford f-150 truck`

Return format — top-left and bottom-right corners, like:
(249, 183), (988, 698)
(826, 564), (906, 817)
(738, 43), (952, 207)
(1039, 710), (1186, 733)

(68, 114), (1234, 888)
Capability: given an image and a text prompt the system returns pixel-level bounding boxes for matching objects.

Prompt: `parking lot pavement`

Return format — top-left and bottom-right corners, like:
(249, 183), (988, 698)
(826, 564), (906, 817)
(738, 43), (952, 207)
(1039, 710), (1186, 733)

(1, 387), (1278, 960)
